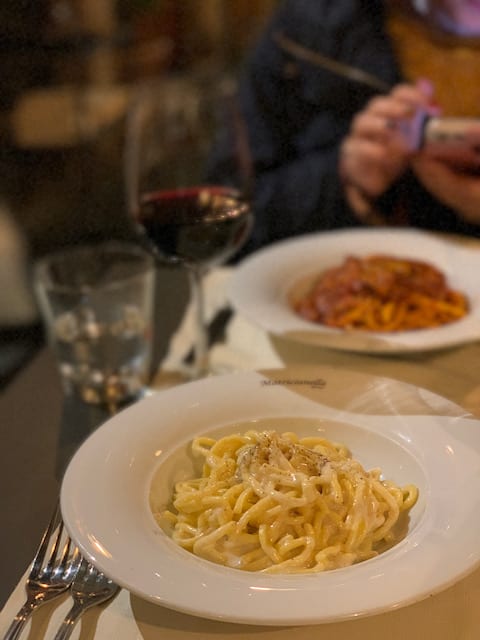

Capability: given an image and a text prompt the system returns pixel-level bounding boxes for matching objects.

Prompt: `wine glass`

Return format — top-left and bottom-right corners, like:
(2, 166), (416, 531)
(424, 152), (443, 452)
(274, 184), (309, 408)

(124, 73), (253, 379)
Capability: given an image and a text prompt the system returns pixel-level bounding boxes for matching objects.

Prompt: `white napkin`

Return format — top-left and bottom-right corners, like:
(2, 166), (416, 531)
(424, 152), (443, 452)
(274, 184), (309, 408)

(154, 267), (283, 385)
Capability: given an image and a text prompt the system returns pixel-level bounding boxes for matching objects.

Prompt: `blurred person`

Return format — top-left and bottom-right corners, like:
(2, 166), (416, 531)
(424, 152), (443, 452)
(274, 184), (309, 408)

(208, 0), (480, 256)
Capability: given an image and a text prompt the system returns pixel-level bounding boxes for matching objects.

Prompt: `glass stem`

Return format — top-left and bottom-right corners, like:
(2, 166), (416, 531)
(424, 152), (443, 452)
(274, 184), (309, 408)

(188, 267), (209, 379)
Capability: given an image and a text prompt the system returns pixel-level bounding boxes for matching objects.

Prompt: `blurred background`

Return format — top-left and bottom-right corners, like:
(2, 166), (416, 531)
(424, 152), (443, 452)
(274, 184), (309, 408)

(0, 0), (279, 386)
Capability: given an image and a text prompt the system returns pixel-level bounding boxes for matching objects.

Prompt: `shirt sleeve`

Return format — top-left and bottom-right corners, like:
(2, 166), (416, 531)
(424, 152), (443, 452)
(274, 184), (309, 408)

(207, 0), (396, 257)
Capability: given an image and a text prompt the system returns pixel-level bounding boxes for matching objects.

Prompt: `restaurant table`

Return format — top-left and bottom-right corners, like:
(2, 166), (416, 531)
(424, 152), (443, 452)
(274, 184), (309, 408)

(2, 234), (480, 638)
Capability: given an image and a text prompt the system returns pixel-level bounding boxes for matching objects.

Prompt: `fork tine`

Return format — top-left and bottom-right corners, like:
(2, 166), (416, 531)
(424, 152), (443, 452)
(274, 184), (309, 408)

(42, 520), (65, 580)
(53, 559), (119, 640)
(53, 540), (82, 584)
(74, 558), (89, 582)
(30, 501), (61, 578)
(58, 535), (72, 570)
(58, 535), (77, 572)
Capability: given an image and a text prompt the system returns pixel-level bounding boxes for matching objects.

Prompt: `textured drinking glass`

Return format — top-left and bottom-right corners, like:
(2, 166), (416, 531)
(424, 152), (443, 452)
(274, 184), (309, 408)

(34, 242), (155, 408)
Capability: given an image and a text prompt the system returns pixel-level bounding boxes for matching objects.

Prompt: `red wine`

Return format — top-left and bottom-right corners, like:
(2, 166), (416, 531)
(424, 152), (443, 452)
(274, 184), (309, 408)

(137, 187), (252, 269)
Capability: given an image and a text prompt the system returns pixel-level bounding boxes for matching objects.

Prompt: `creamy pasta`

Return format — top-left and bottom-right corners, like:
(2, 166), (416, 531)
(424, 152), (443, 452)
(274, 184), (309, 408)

(155, 430), (418, 573)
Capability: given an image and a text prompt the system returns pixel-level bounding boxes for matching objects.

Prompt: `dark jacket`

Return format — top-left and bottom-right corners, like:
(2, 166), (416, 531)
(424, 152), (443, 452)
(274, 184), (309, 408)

(209, 0), (480, 257)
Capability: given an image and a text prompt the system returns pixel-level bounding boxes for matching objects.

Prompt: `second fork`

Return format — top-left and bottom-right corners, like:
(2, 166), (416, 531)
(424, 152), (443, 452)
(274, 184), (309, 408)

(53, 558), (120, 640)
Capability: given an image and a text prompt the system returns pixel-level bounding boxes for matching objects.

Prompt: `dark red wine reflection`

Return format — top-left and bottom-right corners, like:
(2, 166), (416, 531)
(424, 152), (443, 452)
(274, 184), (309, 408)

(137, 187), (252, 269)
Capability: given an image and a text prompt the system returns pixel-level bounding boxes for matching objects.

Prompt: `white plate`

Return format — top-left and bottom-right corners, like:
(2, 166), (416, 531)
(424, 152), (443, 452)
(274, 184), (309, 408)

(61, 366), (480, 626)
(228, 228), (480, 353)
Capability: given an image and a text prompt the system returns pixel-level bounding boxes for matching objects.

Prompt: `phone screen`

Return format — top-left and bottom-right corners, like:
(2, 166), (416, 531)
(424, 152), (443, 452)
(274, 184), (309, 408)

(422, 117), (480, 170)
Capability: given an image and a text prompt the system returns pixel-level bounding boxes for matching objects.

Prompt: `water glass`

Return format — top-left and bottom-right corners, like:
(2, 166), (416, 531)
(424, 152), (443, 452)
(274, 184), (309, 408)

(34, 241), (155, 408)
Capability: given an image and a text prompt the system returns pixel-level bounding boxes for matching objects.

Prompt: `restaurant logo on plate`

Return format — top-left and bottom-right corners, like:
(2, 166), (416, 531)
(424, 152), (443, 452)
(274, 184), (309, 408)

(261, 378), (326, 389)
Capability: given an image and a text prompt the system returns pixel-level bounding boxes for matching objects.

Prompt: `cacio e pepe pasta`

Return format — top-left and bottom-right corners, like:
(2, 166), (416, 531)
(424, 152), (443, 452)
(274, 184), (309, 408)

(154, 430), (418, 573)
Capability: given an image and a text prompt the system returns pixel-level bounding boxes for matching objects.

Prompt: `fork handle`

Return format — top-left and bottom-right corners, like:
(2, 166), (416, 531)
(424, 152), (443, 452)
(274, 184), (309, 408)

(52, 602), (88, 640)
(2, 600), (36, 640)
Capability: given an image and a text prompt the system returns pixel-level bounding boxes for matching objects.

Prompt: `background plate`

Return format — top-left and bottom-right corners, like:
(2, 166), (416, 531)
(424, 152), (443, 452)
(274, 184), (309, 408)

(228, 228), (480, 353)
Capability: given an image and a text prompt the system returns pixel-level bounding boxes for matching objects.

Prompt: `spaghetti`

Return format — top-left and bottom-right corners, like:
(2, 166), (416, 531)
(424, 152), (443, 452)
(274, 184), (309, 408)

(155, 430), (418, 573)
(293, 254), (469, 332)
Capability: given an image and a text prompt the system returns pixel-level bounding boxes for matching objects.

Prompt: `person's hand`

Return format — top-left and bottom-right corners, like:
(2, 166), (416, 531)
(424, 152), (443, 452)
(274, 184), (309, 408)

(339, 79), (436, 220)
(412, 154), (480, 224)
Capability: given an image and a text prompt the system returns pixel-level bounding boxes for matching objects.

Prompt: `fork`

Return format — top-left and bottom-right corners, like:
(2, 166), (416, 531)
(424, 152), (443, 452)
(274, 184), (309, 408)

(3, 502), (81, 640)
(53, 558), (120, 640)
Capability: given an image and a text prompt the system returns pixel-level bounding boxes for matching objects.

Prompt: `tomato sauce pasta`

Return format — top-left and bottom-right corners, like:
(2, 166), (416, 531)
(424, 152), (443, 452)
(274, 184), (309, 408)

(293, 255), (469, 332)
(155, 430), (418, 573)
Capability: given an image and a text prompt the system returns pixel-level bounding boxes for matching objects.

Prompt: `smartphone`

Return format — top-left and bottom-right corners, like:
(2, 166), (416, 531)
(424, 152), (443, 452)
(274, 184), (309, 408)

(422, 117), (480, 169)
